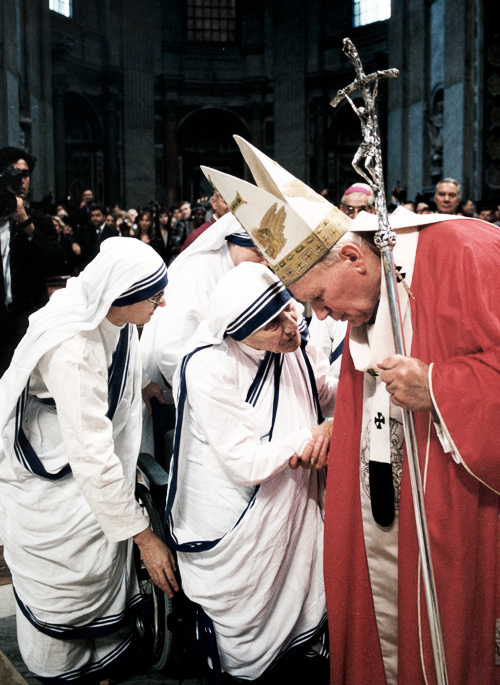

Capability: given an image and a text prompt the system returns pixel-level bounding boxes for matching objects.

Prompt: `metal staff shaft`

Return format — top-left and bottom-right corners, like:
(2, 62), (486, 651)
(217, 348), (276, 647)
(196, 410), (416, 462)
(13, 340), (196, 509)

(332, 38), (449, 685)
(381, 247), (448, 685)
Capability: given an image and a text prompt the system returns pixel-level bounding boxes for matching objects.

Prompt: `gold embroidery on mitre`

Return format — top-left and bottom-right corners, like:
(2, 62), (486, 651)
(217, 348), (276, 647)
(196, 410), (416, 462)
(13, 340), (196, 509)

(271, 208), (351, 286)
(230, 192), (247, 213)
(251, 203), (287, 259)
(315, 207), (352, 248)
(282, 179), (325, 203)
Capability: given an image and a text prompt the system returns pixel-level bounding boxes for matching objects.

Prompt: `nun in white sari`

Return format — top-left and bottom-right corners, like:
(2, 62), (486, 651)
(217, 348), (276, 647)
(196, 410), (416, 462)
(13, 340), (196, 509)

(0, 238), (176, 685)
(166, 262), (336, 682)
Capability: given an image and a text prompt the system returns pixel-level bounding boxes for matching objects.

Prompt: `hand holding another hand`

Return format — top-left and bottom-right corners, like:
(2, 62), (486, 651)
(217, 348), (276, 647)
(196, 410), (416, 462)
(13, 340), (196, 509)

(289, 419), (332, 471)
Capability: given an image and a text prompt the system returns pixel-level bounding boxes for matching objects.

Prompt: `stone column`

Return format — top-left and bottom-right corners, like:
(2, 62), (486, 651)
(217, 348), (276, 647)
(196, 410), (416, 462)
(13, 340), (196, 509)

(483, 0), (500, 198)
(103, 94), (120, 208)
(310, 97), (328, 193)
(273, 0), (307, 178)
(163, 101), (178, 207)
(250, 102), (265, 152)
(121, 0), (157, 207)
(52, 87), (67, 202)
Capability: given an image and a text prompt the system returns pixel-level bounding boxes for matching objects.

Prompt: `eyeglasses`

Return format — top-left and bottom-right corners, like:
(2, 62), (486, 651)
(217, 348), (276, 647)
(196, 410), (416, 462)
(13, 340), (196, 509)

(147, 293), (165, 308)
(343, 205), (369, 217)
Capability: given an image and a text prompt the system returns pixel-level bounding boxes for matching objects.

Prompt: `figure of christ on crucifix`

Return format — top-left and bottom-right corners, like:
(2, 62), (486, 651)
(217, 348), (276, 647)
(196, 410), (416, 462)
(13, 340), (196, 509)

(331, 38), (398, 236)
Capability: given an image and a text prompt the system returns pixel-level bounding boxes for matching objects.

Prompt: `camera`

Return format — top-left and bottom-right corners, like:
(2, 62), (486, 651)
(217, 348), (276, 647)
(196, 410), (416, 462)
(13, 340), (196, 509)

(0, 165), (24, 217)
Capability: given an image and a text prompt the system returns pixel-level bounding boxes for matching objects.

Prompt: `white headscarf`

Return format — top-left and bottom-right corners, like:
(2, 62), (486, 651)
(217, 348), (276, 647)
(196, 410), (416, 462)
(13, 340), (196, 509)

(0, 237), (167, 433)
(167, 212), (255, 278)
(174, 262), (292, 378)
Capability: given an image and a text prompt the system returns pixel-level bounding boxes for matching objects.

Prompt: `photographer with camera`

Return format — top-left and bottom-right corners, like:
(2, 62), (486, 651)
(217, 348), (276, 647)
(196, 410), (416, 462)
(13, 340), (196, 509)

(0, 147), (65, 376)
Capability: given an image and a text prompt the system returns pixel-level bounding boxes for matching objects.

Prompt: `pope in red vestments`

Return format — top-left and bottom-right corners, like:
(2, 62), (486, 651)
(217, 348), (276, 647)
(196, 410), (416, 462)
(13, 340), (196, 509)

(197, 139), (500, 684)
(290, 217), (500, 684)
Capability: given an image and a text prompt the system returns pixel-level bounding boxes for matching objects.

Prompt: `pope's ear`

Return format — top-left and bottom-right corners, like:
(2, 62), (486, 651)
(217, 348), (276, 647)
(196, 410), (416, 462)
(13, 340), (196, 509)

(339, 243), (365, 266)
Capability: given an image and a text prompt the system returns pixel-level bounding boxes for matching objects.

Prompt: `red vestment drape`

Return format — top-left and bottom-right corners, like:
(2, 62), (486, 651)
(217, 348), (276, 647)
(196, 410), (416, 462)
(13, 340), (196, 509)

(325, 219), (500, 684)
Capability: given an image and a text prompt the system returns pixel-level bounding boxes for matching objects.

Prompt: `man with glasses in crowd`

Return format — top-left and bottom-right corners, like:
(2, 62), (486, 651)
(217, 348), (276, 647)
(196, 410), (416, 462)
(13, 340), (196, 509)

(339, 182), (376, 218)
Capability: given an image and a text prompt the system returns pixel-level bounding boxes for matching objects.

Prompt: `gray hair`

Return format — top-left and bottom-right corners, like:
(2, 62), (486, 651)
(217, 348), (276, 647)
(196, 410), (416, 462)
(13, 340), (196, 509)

(311, 231), (368, 270)
(435, 177), (461, 194)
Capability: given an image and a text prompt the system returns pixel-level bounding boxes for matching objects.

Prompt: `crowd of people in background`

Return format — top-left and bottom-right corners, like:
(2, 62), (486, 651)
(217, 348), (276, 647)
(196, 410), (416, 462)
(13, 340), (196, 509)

(323, 176), (500, 223)
(388, 177), (500, 223)
(1, 141), (499, 380)
(27, 172), (500, 286)
(46, 188), (230, 277)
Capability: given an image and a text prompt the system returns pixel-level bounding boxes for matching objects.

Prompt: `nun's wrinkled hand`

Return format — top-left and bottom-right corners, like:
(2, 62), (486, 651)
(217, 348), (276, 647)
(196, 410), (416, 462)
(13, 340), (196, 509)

(133, 527), (179, 597)
(142, 381), (167, 416)
(289, 424), (331, 471)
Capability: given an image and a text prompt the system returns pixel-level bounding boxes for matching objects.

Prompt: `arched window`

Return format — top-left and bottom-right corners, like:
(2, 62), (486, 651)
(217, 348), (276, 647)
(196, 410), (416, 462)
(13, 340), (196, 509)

(353, 0), (390, 27)
(49, 0), (72, 18)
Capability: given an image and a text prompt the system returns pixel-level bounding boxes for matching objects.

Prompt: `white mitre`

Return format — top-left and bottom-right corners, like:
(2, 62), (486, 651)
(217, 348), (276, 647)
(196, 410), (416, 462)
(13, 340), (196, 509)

(234, 135), (332, 216)
(200, 163), (351, 287)
(203, 136), (468, 286)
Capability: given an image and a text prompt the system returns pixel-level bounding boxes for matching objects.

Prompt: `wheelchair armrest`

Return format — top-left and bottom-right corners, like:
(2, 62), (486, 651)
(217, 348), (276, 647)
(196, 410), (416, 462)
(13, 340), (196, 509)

(138, 452), (169, 488)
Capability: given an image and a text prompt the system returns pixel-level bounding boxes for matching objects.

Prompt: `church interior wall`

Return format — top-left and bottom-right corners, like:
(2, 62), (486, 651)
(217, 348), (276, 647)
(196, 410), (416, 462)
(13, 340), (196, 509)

(0, 1), (55, 203)
(0, 0), (494, 210)
(442, 82), (466, 184)
(407, 103), (425, 203)
(272, 1), (307, 180)
(387, 0), (488, 203)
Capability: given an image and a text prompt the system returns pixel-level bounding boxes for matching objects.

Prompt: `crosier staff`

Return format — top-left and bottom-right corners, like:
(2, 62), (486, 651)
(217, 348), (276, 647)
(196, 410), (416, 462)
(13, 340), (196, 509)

(331, 37), (449, 685)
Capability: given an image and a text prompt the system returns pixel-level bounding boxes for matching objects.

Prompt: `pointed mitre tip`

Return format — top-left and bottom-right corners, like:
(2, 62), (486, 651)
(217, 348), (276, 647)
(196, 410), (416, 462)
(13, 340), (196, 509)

(233, 135), (255, 158)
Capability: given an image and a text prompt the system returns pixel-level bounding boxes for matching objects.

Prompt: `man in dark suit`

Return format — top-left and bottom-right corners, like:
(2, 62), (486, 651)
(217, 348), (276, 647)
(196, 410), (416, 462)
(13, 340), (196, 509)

(0, 147), (65, 376)
(71, 204), (119, 272)
(69, 188), (95, 230)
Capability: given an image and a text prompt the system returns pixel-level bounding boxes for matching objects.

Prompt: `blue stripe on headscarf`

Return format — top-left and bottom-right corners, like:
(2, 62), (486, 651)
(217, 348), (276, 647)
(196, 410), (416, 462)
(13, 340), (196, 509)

(226, 281), (290, 341)
(112, 262), (168, 307)
(107, 324), (133, 420)
(225, 232), (255, 248)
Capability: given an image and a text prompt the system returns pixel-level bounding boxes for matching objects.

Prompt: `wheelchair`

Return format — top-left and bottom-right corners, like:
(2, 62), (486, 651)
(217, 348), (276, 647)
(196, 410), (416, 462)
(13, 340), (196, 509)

(133, 397), (215, 682)
(133, 398), (177, 672)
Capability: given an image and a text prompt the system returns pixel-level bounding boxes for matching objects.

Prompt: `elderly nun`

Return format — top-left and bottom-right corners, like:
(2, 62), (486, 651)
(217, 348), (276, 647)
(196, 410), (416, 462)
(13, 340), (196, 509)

(0, 237), (176, 685)
(165, 261), (336, 683)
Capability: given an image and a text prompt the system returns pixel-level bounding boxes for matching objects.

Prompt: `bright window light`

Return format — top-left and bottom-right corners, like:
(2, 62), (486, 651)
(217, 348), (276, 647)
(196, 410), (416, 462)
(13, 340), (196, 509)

(49, 0), (72, 18)
(353, 0), (391, 27)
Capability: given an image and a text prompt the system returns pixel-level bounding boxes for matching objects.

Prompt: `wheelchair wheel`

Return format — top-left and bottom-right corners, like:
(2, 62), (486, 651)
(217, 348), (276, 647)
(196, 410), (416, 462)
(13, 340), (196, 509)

(134, 482), (175, 671)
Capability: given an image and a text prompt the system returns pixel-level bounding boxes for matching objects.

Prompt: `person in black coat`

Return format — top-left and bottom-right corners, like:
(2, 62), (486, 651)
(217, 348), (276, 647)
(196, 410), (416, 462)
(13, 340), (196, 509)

(71, 205), (119, 272)
(0, 147), (65, 376)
